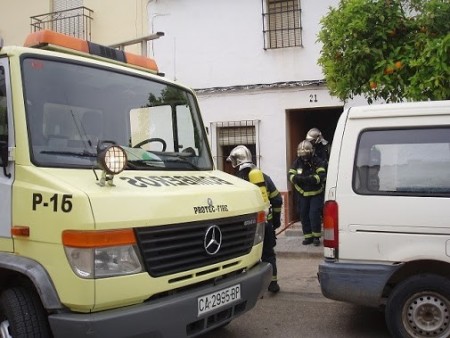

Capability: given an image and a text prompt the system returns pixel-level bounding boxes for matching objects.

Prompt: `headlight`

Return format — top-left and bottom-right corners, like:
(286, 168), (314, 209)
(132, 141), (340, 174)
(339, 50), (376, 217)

(65, 245), (143, 279)
(253, 211), (266, 245)
(98, 145), (127, 175)
(63, 229), (143, 279)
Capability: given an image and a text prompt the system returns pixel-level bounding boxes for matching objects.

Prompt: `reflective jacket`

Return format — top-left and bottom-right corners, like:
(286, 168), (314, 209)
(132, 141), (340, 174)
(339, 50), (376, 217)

(288, 156), (326, 197)
(237, 165), (282, 227)
(314, 142), (331, 166)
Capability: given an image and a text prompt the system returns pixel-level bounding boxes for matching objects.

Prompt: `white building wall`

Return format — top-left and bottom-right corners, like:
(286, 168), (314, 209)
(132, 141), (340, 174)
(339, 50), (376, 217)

(200, 87), (342, 191)
(149, 0), (339, 86)
(147, 0), (347, 193)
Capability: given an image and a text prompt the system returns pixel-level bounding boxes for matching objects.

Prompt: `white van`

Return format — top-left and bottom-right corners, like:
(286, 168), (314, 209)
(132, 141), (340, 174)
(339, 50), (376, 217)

(318, 100), (450, 338)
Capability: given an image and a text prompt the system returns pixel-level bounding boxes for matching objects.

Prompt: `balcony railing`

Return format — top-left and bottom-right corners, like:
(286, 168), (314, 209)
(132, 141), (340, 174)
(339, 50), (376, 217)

(30, 6), (93, 41)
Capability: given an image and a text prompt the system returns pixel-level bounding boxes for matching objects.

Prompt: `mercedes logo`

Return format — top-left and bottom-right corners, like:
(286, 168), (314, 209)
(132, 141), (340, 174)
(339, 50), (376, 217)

(204, 225), (222, 255)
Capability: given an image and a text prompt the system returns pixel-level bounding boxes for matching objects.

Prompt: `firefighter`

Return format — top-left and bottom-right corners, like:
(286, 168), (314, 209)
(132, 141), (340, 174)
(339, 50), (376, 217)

(227, 145), (282, 293)
(305, 128), (330, 165)
(288, 140), (327, 246)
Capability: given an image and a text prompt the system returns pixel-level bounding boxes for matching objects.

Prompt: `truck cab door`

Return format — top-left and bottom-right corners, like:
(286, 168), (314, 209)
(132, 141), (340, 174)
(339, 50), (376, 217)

(0, 58), (14, 245)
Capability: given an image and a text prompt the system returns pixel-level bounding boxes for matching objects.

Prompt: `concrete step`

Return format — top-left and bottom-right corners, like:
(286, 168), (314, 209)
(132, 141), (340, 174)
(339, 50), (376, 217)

(278, 222), (324, 238)
(280, 222), (303, 237)
(285, 228), (302, 237)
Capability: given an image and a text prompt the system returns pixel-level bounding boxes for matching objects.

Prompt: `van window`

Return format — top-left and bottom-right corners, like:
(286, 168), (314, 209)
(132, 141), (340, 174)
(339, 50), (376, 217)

(0, 66), (7, 144)
(354, 127), (450, 196)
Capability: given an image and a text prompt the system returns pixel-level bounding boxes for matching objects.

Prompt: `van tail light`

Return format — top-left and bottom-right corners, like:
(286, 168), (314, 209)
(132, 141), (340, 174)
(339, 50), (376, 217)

(323, 201), (338, 257)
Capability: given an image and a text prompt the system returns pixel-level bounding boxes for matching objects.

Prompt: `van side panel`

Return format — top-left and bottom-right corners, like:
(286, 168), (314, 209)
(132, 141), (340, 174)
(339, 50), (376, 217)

(319, 101), (450, 319)
(336, 113), (450, 264)
(324, 108), (348, 202)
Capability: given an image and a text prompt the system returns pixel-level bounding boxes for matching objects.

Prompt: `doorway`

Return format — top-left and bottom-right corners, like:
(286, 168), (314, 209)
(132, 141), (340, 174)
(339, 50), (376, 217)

(285, 106), (343, 223)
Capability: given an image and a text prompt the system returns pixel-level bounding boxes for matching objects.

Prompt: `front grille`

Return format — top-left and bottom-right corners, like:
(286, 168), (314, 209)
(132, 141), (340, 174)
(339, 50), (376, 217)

(134, 214), (257, 277)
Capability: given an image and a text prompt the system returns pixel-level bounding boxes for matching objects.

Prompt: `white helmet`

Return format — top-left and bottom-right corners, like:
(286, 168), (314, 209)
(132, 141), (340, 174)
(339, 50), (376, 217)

(297, 140), (314, 159)
(306, 128), (323, 145)
(227, 145), (253, 168)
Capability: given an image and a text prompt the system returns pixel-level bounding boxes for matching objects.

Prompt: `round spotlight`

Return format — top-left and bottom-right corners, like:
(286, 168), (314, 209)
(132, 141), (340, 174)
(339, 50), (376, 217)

(98, 145), (127, 175)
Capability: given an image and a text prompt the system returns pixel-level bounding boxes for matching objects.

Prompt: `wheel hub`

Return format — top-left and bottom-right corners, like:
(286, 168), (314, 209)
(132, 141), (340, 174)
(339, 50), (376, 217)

(405, 292), (450, 337)
(0, 319), (11, 338)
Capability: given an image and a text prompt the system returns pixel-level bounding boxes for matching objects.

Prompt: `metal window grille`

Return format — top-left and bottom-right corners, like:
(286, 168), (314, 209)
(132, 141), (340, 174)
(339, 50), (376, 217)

(262, 0), (302, 49)
(218, 126), (256, 146)
(211, 120), (260, 170)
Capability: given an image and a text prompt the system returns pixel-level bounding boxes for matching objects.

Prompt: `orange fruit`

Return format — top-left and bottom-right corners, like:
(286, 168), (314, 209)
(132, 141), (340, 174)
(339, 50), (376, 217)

(384, 66), (394, 75)
(388, 28), (397, 37)
(370, 81), (377, 89)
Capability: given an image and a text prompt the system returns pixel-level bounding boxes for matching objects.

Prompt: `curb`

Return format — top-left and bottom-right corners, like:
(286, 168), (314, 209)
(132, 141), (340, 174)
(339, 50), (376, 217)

(275, 251), (323, 258)
(273, 221), (324, 259)
(274, 236), (324, 259)
(275, 250), (323, 259)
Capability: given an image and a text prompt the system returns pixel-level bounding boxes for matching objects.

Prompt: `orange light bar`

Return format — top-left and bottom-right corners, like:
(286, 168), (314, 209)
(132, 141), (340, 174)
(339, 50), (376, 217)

(12, 226), (30, 237)
(125, 52), (158, 72)
(24, 30), (159, 73)
(62, 229), (136, 248)
(24, 30), (89, 53)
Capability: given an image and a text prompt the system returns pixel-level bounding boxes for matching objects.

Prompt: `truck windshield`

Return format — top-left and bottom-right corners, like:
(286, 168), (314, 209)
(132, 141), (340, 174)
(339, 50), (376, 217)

(22, 56), (213, 171)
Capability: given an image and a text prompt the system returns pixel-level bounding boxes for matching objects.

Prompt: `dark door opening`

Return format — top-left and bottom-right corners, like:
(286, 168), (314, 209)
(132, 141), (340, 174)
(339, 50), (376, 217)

(285, 106), (343, 224)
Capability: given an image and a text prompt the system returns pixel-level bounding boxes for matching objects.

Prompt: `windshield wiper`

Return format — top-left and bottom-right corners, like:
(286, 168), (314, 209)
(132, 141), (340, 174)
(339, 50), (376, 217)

(40, 150), (97, 158)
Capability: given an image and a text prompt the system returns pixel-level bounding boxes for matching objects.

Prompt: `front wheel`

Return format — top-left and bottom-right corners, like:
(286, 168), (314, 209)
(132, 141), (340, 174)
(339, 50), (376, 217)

(0, 287), (51, 338)
(385, 274), (450, 338)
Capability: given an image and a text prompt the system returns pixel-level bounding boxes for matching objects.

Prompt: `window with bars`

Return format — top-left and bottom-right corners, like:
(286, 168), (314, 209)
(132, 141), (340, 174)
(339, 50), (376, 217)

(211, 120), (260, 174)
(262, 0), (302, 50)
(53, 0), (87, 39)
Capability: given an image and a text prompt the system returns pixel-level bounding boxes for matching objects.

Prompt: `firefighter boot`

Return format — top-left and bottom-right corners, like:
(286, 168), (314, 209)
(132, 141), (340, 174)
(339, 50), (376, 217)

(268, 280), (280, 293)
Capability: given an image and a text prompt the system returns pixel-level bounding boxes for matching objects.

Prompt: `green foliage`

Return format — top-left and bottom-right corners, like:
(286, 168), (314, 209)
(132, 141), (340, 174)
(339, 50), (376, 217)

(147, 86), (188, 107)
(317, 0), (450, 103)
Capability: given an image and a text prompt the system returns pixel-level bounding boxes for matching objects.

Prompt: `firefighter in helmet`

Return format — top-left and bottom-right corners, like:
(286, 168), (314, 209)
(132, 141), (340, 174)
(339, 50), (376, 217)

(227, 145), (282, 293)
(288, 140), (326, 246)
(305, 128), (330, 165)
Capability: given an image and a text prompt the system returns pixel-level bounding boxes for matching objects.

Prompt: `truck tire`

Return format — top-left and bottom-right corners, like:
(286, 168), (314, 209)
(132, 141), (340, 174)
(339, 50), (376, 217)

(0, 287), (51, 338)
(385, 274), (450, 338)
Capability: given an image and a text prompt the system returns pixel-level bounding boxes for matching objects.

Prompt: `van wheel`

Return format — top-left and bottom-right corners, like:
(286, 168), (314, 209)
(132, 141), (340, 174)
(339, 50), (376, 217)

(385, 274), (450, 338)
(0, 287), (51, 338)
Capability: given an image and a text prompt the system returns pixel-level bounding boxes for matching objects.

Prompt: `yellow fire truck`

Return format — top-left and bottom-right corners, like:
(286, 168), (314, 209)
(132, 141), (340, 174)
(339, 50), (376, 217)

(0, 30), (271, 337)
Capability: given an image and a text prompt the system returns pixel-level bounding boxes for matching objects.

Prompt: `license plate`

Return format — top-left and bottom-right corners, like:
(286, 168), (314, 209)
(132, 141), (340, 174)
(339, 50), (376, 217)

(197, 284), (241, 316)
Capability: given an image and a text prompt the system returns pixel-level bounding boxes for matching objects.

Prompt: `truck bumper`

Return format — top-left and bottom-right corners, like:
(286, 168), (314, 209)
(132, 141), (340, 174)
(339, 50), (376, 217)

(48, 262), (272, 338)
(318, 260), (402, 307)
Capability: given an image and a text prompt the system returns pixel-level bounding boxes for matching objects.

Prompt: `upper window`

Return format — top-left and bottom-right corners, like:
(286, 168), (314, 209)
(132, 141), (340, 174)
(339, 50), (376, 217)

(354, 127), (450, 197)
(262, 0), (302, 50)
(53, 0), (84, 36)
